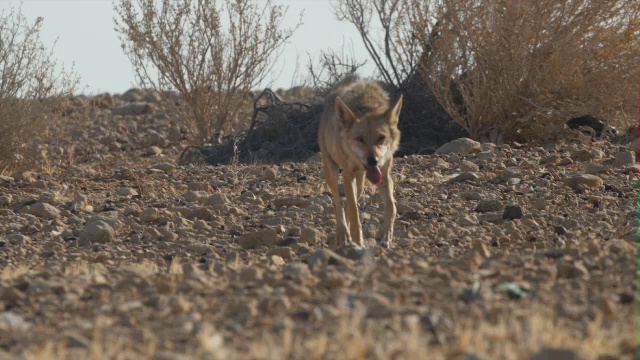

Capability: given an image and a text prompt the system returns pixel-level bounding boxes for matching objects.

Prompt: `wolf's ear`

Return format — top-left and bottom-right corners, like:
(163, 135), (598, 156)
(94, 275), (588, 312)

(386, 94), (403, 126)
(335, 97), (357, 128)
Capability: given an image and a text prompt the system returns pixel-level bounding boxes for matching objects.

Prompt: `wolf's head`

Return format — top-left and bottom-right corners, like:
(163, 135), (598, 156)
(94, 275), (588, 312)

(335, 94), (403, 178)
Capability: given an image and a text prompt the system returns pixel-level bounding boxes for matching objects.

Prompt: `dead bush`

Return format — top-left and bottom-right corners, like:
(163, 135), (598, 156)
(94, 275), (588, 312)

(179, 88), (323, 165)
(114, 0), (299, 145)
(0, 6), (78, 172)
(411, 0), (640, 142)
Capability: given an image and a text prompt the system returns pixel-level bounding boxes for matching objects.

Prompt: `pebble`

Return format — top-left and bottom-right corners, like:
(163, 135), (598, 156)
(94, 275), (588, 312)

(144, 146), (162, 156)
(449, 172), (480, 183)
(140, 207), (159, 222)
(0, 194), (12, 206)
(267, 247), (293, 260)
(262, 168), (279, 181)
(150, 163), (176, 173)
(502, 205), (523, 220)
(207, 194), (229, 206)
(475, 200), (502, 213)
(585, 164), (608, 174)
(238, 229), (278, 249)
(185, 191), (209, 204)
(299, 227), (320, 245)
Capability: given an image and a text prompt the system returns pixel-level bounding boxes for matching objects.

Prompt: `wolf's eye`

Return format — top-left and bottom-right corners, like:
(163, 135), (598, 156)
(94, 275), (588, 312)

(377, 135), (386, 144)
(355, 136), (365, 143)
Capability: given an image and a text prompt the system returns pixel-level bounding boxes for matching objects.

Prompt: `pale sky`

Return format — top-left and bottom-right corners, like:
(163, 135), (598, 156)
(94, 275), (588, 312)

(0, 0), (375, 95)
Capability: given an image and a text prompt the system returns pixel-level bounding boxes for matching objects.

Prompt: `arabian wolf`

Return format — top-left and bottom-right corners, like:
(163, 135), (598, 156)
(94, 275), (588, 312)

(318, 75), (403, 248)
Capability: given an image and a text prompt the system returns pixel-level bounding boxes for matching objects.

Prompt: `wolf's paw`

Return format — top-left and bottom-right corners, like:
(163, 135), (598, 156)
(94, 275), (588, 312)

(336, 226), (351, 247)
(375, 228), (393, 249)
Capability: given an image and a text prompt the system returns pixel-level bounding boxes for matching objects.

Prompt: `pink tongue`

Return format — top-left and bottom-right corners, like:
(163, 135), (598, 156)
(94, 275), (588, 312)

(366, 167), (382, 185)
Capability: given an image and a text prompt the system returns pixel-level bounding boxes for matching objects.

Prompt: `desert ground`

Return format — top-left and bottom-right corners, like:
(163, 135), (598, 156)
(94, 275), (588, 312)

(0, 89), (637, 359)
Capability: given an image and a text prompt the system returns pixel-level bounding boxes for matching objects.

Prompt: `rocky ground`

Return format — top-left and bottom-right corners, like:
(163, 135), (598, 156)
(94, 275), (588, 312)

(0, 89), (638, 359)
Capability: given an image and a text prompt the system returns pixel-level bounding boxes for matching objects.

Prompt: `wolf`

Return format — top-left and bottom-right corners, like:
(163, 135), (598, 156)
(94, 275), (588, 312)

(318, 75), (403, 248)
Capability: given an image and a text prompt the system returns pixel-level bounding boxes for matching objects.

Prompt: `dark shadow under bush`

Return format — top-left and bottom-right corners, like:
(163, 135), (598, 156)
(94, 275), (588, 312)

(179, 81), (467, 166)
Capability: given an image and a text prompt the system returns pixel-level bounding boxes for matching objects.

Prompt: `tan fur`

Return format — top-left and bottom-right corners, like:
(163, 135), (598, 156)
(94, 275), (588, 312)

(318, 76), (403, 248)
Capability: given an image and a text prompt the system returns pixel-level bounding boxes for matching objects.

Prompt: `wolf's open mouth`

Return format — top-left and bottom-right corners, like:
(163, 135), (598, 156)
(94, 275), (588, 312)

(365, 166), (382, 185)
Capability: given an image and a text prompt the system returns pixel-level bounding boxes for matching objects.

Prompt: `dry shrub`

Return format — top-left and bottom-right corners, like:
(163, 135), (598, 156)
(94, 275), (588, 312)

(335, 0), (466, 155)
(0, 6), (78, 172)
(114, 0), (300, 145)
(305, 47), (368, 99)
(334, 0), (423, 90)
(180, 48), (364, 166)
(411, 0), (640, 142)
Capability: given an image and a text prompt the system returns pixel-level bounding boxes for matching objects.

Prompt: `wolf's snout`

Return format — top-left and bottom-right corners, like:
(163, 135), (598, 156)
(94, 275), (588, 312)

(367, 157), (378, 167)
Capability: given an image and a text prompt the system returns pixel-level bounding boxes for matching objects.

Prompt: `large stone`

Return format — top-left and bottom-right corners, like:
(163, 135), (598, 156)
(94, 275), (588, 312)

(563, 174), (603, 190)
(79, 219), (115, 245)
(20, 202), (60, 219)
(435, 138), (482, 154)
(613, 151), (635, 167)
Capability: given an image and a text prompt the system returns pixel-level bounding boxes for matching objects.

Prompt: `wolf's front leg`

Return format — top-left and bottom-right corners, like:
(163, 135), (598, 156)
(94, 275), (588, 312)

(375, 167), (396, 248)
(323, 156), (351, 246)
(343, 171), (364, 247)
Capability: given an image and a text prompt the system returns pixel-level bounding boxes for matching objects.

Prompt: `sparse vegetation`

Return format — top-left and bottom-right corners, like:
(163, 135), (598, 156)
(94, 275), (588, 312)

(0, 6), (78, 172)
(335, 0), (640, 144)
(114, 0), (300, 145)
(412, 0), (640, 142)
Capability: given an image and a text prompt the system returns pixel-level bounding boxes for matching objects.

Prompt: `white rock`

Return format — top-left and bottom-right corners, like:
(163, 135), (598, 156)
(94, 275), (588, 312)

(435, 138), (482, 154)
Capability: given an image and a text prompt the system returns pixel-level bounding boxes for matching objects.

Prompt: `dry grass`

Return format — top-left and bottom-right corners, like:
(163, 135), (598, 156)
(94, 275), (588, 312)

(18, 308), (630, 360)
